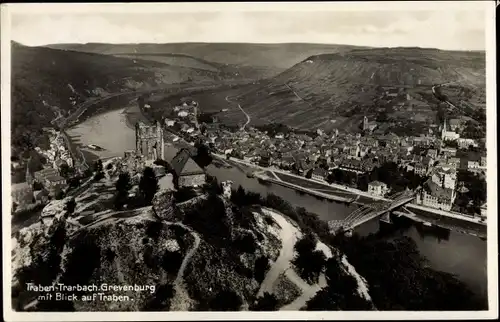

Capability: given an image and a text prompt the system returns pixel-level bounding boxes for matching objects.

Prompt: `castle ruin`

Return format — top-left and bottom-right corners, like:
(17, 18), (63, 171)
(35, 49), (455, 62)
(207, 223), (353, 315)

(135, 121), (165, 163)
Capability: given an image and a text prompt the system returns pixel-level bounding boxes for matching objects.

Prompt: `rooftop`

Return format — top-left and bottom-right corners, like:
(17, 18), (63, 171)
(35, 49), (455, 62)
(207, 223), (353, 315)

(170, 148), (204, 177)
(424, 179), (454, 201)
(369, 181), (387, 187)
(12, 182), (31, 191)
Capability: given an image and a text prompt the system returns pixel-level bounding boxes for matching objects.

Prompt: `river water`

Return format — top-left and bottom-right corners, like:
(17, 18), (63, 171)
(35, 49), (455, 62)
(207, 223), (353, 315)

(67, 107), (488, 301)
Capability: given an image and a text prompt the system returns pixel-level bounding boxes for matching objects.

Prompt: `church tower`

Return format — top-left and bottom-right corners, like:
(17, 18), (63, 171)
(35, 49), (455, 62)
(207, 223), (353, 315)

(362, 116), (369, 131)
(441, 118), (447, 141)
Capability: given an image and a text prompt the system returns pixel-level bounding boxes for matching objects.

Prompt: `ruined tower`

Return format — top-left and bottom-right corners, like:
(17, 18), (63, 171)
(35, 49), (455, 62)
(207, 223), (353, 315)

(135, 121), (165, 162)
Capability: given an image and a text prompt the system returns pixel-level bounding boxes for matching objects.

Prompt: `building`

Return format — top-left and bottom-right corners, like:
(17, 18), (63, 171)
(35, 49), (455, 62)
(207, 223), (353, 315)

(136, 121), (165, 163)
(34, 168), (60, 183)
(362, 116), (377, 133)
(427, 149), (438, 159)
(480, 156), (486, 167)
(169, 148), (206, 189)
(34, 189), (50, 204)
(480, 202), (487, 219)
(259, 151), (272, 167)
(311, 167), (328, 182)
(414, 163), (427, 176)
(468, 161), (480, 170)
(448, 119), (463, 132)
(417, 179), (456, 211)
(441, 119), (460, 142)
(440, 146), (457, 157)
(430, 169), (457, 190)
(368, 181), (389, 197)
(44, 175), (67, 197)
(12, 182), (34, 207)
(447, 157), (461, 168)
(457, 138), (478, 150)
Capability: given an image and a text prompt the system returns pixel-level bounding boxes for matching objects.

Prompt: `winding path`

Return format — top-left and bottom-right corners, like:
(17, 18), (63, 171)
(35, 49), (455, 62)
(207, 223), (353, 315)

(256, 208), (330, 310)
(257, 208), (301, 297)
(225, 95), (250, 130)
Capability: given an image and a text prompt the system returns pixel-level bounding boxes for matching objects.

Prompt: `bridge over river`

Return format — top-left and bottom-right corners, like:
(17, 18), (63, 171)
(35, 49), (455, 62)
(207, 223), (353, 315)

(328, 190), (417, 233)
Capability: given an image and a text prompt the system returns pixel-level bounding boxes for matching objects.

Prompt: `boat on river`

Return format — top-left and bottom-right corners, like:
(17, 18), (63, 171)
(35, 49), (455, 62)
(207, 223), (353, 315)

(87, 144), (105, 151)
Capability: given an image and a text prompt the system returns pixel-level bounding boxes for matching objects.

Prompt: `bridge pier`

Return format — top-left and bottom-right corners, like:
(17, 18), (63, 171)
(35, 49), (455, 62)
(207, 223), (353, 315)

(379, 212), (393, 224)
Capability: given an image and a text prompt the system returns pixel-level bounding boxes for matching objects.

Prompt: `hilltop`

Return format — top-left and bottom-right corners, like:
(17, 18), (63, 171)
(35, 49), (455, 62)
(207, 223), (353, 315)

(10, 42), (254, 155)
(11, 159), (484, 311)
(11, 161), (373, 311)
(45, 42), (367, 77)
(209, 47), (486, 132)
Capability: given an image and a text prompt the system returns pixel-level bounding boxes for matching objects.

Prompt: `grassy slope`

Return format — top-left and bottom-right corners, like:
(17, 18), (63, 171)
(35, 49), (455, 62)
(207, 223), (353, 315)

(10, 42), (252, 154)
(45, 42), (368, 77)
(220, 47), (486, 131)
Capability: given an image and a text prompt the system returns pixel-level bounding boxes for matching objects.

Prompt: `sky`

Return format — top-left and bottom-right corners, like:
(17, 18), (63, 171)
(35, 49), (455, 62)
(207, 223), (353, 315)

(8, 3), (488, 51)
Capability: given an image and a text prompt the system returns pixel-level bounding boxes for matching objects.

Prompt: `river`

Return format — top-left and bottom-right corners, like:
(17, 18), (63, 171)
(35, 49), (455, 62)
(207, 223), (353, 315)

(66, 107), (488, 301)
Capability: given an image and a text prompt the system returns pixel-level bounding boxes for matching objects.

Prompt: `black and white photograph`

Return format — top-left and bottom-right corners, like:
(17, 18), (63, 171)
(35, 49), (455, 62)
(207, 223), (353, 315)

(1, 1), (497, 320)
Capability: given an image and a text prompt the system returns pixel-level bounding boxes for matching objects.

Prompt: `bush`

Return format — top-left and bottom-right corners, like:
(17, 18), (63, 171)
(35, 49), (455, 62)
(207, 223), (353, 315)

(174, 187), (198, 203)
(139, 167), (159, 205)
(145, 221), (163, 241)
(93, 171), (105, 181)
(208, 290), (242, 311)
(233, 231), (257, 254)
(254, 256), (270, 284)
(65, 198), (76, 217)
(142, 283), (175, 311)
(60, 236), (101, 289)
(161, 250), (183, 275)
(250, 292), (279, 311)
(183, 194), (231, 246)
(293, 234), (326, 284)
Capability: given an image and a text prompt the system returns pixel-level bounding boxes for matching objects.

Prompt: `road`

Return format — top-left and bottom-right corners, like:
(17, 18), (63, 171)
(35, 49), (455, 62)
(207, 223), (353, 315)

(432, 82), (459, 110)
(284, 83), (313, 109)
(225, 95), (250, 130)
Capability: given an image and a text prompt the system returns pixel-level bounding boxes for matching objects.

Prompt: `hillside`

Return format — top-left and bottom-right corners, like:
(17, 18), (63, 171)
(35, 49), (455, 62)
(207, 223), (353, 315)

(11, 159), (484, 311)
(10, 162), (373, 312)
(46, 42), (367, 77)
(215, 47), (486, 132)
(10, 42), (252, 154)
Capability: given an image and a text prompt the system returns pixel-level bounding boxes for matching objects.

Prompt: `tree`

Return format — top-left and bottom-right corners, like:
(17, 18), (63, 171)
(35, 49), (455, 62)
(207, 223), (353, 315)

(65, 198), (77, 217)
(33, 181), (44, 191)
(59, 163), (70, 178)
(250, 292), (279, 311)
(139, 167), (159, 205)
(254, 256), (270, 283)
(293, 234), (326, 283)
(209, 290), (242, 311)
(54, 189), (65, 200)
(114, 172), (132, 210)
(93, 159), (103, 173)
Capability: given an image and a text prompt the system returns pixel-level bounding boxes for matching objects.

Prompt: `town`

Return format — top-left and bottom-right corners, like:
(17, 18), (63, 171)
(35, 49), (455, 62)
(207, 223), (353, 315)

(157, 96), (487, 221)
(11, 92), (488, 230)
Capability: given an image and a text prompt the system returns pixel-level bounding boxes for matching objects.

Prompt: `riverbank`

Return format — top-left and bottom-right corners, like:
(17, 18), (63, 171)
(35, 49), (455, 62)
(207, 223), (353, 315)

(215, 155), (486, 237)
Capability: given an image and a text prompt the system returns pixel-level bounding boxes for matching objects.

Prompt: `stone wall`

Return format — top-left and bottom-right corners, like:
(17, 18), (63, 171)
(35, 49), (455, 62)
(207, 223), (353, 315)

(178, 174), (206, 188)
(152, 189), (179, 221)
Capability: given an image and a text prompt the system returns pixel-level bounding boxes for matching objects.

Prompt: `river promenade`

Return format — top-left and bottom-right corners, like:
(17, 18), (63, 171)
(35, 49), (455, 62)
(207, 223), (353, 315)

(213, 154), (486, 228)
